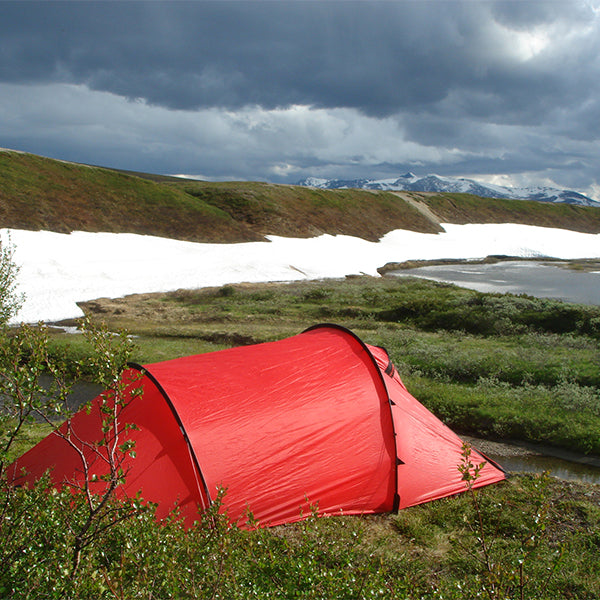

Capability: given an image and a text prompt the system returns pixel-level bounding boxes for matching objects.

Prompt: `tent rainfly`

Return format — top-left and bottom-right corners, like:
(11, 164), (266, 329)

(9, 324), (505, 527)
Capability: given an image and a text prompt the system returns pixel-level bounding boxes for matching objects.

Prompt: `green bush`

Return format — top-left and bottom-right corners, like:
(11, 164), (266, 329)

(405, 373), (600, 455)
(0, 235), (23, 327)
(379, 289), (600, 338)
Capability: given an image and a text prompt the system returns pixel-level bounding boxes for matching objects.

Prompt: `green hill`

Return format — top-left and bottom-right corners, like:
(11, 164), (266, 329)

(2, 149), (599, 242)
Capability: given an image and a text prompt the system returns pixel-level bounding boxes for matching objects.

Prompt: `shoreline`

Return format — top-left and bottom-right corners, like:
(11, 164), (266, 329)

(465, 435), (600, 468)
(378, 255), (600, 274)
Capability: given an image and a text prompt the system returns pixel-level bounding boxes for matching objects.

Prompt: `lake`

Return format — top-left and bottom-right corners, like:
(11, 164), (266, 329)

(389, 261), (600, 306)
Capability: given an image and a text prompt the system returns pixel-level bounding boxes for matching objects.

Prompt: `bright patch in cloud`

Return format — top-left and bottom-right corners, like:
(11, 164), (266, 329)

(510, 28), (551, 61)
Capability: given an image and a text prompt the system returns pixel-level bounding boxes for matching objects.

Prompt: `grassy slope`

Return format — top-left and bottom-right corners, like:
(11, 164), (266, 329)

(174, 180), (441, 240)
(0, 151), (259, 242)
(0, 151), (439, 242)
(2, 150), (600, 243)
(422, 192), (600, 234)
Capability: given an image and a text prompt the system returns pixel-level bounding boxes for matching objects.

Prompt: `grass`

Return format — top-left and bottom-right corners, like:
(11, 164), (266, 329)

(0, 151), (255, 242)
(3, 471), (600, 598)
(176, 180), (441, 240)
(422, 192), (600, 234)
(406, 375), (600, 455)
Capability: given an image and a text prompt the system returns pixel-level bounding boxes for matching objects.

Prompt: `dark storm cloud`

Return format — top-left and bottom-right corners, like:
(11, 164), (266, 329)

(490, 0), (588, 28)
(3, 1), (447, 114)
(3, 0), (596, 121)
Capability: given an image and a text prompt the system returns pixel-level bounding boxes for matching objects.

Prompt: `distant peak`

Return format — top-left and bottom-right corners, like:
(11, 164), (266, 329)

(296, 173), (599, 207)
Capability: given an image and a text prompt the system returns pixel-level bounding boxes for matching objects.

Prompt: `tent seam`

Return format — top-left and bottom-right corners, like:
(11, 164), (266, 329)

(127, 362), (212, 510)
(302, 323), (401, 512)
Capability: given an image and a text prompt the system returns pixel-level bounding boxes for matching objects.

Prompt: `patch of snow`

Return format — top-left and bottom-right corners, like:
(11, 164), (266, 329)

(298, 176), (329, 187)
(2, 224), (600, 324)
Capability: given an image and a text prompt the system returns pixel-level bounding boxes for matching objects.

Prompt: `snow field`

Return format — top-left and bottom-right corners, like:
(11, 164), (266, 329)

(2, 223), (599, 324)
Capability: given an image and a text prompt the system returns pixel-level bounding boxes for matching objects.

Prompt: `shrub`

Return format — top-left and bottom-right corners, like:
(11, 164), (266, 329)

(0, 234), (23, 327)
(378, 288), (600, 338)
(218, 285), (236, 297)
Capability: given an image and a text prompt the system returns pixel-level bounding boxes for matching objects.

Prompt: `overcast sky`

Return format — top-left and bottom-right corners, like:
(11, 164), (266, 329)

(2, 1), (600, 199)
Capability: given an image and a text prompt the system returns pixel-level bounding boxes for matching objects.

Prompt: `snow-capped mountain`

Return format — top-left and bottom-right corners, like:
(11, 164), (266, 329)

(297, 174), (600, 207)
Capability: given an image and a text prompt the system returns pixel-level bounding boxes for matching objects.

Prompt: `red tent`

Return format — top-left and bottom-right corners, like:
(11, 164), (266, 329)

(9, 324), (504, 527)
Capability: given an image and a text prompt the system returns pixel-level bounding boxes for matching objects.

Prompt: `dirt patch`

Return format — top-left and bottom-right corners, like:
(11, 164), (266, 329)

(464, 436), (544, 459)
(393, 192), (443, 225)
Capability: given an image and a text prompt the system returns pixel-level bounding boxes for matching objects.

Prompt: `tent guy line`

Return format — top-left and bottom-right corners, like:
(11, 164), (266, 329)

(3, 222), (600, 325)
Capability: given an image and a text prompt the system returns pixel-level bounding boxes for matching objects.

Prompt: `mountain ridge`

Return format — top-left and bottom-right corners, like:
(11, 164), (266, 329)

(298, 173), (600, 207)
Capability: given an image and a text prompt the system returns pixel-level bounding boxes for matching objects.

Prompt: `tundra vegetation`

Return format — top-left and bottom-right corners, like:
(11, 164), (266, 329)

(3, 260), (600, 597)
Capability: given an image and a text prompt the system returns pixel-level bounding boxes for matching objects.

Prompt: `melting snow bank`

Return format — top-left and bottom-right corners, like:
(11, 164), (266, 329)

(3, 223), (600, 324)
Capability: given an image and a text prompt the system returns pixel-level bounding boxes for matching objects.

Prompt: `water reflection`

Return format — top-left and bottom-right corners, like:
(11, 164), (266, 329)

(486, 453), (600, 485)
